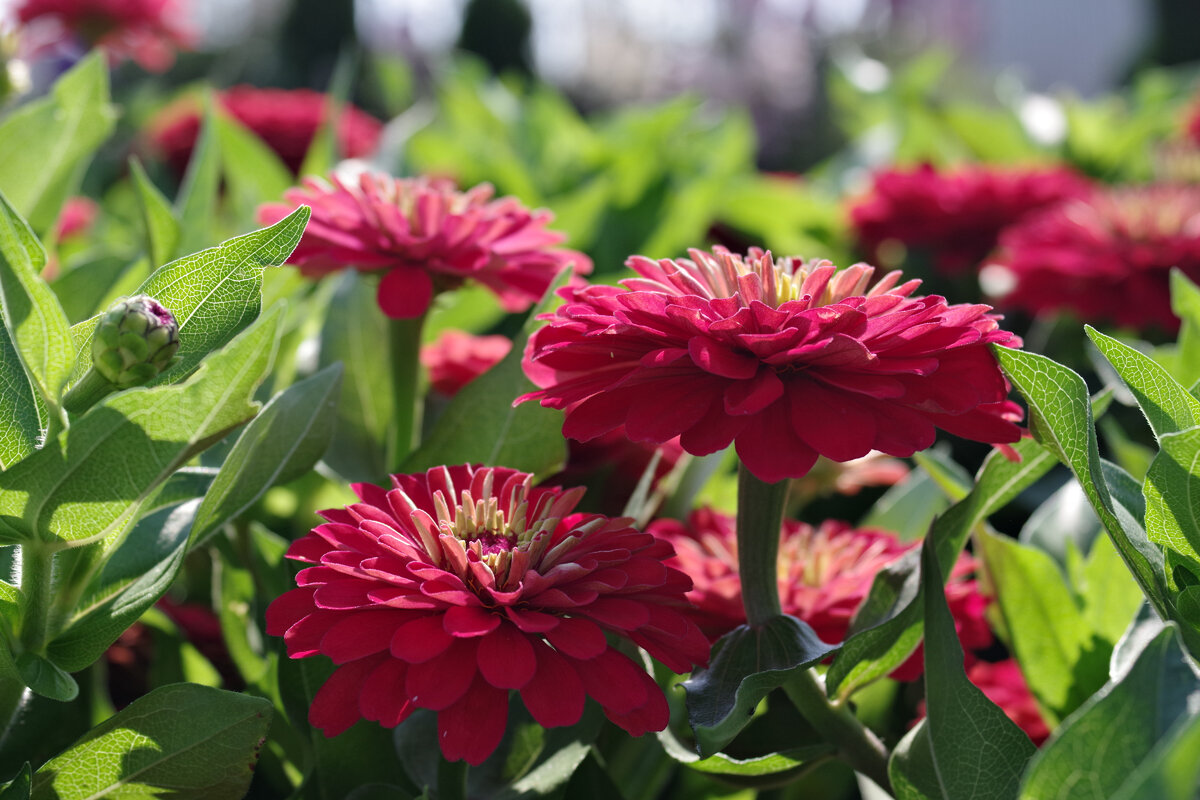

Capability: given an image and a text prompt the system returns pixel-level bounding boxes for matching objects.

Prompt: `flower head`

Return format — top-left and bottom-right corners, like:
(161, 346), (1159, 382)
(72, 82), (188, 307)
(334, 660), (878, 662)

(91, 294), (180, 388)
(849, 164), (1092, 274)
(265, 465), (709, 765)
(986, 185), (1200, 331)
(17, 0), (191, 71)
(147, 86), (383, 175)
(650, 508), (911, 642)
(520, 247), (1022, 484)
(420, 329), (513, 397)
(258, 173), (592, 319)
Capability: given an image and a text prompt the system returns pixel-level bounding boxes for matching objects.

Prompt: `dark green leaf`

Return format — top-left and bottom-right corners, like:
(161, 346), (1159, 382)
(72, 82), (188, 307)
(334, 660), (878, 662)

(889, 722), (941, 800)
(13, 653), (76, 702)
(128, 158), (180, 270)
(189, 363), (342, 547)
(30, 683), (271, 800)
(682, 616), (836, 756)
(0, 321), (40, 470)
(0, 53), (115, 233)
(1019, 627), (1200, 800)
(1086, 326), (1200, 440)
(0, 763), (30, 800)
(922, 539), (1036, 799)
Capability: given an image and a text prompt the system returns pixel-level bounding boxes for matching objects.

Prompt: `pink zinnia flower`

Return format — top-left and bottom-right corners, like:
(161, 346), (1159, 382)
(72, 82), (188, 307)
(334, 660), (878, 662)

(650, 508), (911, 643)
(265, 465), (709, 765)
(986, 185), (1200, 332)
(849, 164), (1092, 274)
(54, 196), (98, 241)
(420, 330), (513, 397)
(258, 173), (592, 320)
(146, 86), (383, 175)
(17, 0), (191, 71)
(519, 248), (1023, 484)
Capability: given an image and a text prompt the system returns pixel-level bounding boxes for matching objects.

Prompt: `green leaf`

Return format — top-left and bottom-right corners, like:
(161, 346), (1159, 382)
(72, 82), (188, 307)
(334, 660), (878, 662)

(128, 157), (180, 270)
(13, 652), (77, 702)
(317, 272), (393, 482)
(994, 346), (1172, 621)
(859, 468), (951, 541)
(1019, 626), (1200, 800)
(0, 306), (283, 546)
(0, 53), (115, 233)
(402, 268), (572, 478)
(1143, 426), (1200, 568)
(889, 722), (941, 800)
(687, 746), (833, 777)
(922, 538), (1036, 799)
(977, 529), (1109, 724)
(216, 112), (294, 223)
(189, 363), (342, 547)
(0, 190), (74, 408)
(47, 499), (195, 671)
(1077, 535), (1148, 647)
(1109, 712), (1200, 800)
(682, 616), (836, 756)
(0, 320), (40, 470)
(1018, 481), (1101, 567)
(173, 101), (222, 257)
(1086, 326), (1200, 440)
(30, 683), (271, 800)
(0, 763), (31, 800)
(1171, 269), (1200, 389)
(827, 436), (1057, 699)
(69, 205), (310, 388)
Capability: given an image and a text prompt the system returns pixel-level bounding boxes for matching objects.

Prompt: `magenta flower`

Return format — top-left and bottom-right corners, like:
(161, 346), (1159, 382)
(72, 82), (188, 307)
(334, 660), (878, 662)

(420, 329), (513, 397)
(258, 173), (592, 320)
(520, 248), (1023, 484)
(17, 0), (191, 71)
(265, 465), (709, 765)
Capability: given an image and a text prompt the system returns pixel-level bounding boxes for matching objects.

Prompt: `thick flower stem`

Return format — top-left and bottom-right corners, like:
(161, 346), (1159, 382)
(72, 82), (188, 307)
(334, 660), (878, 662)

(736, 463), (788, 627)
(438, 758), (468, 800)
(18, 543), (54, 652)
(387, 315), (426, 472)
(61, 369), (114, 415)
(783, 668), (892, 794)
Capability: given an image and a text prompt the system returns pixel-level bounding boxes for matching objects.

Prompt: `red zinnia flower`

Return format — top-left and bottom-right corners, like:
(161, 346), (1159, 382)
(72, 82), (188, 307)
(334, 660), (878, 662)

(265, 465), (709, 765)
(986, 184), (1200, 332)
(849, 164), (1092, 274)
(17, 0), (191, 71)
(420, 329), (513, 397)
(258, 173), (592, 320)
(147, 86), (383, 175)
(519, 248), (1023, 484)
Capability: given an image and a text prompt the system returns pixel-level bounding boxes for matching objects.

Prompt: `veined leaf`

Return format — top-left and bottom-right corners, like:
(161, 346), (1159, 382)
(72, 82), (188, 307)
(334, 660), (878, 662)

(1086, 326), (1200, 441)
(1143, 426), (1200, 566)
(0, 320), (40, 470)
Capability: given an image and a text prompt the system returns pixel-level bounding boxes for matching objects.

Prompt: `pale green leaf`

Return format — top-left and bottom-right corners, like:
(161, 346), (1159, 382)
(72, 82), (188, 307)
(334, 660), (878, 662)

(1143, 426), (1200, 566)
(173, 101), (222, 257)
(1086, 326), (1200, 441)
(0, 321), (40, 470)
(128, 158), (180, 270)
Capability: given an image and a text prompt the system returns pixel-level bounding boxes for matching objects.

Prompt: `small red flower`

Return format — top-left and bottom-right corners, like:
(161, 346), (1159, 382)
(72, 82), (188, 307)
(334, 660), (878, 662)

(520, 248), (1022, 484)
(54, 196), (98, 241)
(265, 465), (709, 765)
(258, 173), (592, 320)
(986, 184), (1200, 332)
(17, 0), (191, 71)
(420, 330), (512, 397)
(147, 86), (383, 175)
(650, 508), (911, 643)
(849, 164), (1092, 274)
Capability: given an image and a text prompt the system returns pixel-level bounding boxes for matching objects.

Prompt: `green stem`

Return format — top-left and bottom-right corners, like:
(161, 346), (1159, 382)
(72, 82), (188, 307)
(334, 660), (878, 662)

(783, 668), (892, 794)
(61, 368), (115, 415)
(0, 674), (28, 752)
(735, 462), (788, 626)
(437, 757), (468, 800)
(18, 543), (55, 652)
(387, 315), (426, 473)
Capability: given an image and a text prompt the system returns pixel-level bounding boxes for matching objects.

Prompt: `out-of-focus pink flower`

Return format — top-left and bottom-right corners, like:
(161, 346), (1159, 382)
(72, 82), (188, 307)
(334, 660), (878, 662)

(849, 164), (1092, 274)
(259, 173), (592, 320)
(420, 330), (512, 397)
(147, 86), (383, 175)
(265, 465), (709, 765)
(54, 196), (98, 241)
(915, 659), (1050, 745)
(17, 0), (191, 71)
(649, 507), (912, 643)
(790, 452), (910, 502)
(520, 248), (1023, 484)
(986, 185), (1200, 332)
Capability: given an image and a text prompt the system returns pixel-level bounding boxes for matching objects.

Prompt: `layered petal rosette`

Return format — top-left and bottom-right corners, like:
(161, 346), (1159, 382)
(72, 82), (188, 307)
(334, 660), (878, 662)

(265, 465), (709, 765)
(849, 164), (1092, 273)
(258, 173), (592, 319)
(520, 248), (1023, 483)
(986, 184), (1200, 331)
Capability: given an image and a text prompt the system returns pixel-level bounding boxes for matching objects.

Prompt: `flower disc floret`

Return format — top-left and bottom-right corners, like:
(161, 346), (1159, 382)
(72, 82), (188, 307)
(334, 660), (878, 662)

(258, 173), (592, 320)
(265, 465), (709, 765)
(520, 247), (1023, 484)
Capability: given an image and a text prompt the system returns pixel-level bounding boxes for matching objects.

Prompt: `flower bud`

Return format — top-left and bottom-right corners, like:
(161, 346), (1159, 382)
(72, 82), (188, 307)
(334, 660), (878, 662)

(92, 295), (180, 388)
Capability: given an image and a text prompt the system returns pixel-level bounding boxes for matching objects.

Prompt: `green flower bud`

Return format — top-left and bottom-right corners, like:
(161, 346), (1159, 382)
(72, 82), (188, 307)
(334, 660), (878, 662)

(91, 295), (180, 389)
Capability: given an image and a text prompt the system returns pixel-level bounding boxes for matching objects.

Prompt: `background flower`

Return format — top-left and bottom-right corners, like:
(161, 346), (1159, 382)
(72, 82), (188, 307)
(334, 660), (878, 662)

(147, 86), (383, 175)
(521, 248), (1023, 483)
(420, 329), (512, 396)
(258, 173), (592, 319)
(17, 0), (191, 71)
(266, 465), (709, 765)
(849, 164), (1092, 274)
(985, 184), (1200, 331)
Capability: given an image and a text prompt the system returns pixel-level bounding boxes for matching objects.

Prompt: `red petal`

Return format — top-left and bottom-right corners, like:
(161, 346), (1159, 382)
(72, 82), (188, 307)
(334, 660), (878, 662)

(437, 677), (509, 765)
(544, 616), (608, 659)
(604, 678), (670, 736)
(320, 610), (406, 664)
(360, 658), (416, 727)
(310, 654), (385, 736)
(571, 649), (648, 714)
(688, 337), (759, 379)
(443, 604), (502, 637)
(520, 644), (585, 728)
(406, 639), (478, 710)
(378, 267), (434, 319)
(789, 380), (877, 462)
(477, 625), (537, 689)
(390, 614), (454, 663)
(265, 587), (316, 637)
